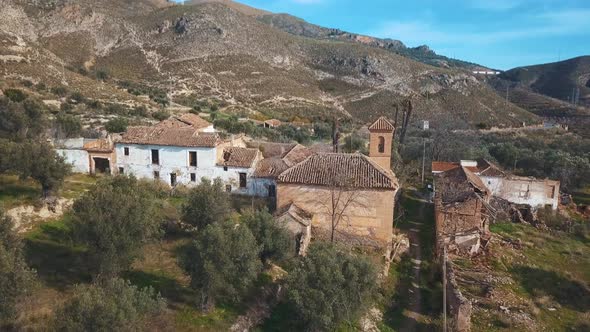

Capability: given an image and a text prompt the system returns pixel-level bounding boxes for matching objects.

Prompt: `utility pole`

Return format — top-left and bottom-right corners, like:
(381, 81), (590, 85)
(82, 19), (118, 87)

(421, 137), (426, 185)
(443, 246), (447, 332)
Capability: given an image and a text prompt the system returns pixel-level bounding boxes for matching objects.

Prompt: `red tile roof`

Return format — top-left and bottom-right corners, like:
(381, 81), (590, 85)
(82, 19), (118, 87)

(253, 157), (290, 178)
(432, 161), (460, 173)
(119, 126), (218, 147)
(283, 144), (314, 167)
(218, 147), (259, 168)
(278, 153), (398, 190)
(368, 116), (395, 132)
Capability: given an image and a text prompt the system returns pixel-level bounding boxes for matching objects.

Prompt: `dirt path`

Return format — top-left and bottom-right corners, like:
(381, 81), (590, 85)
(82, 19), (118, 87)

(400, 191), (433, 331)
(403, 220), (423, 331)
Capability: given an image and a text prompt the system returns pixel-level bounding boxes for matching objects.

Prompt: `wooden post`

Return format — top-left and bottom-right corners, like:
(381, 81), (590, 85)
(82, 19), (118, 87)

(443, 245), (447, 332)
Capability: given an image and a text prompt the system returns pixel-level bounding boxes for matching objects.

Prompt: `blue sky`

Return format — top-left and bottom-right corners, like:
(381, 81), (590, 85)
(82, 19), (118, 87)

(183, 0), (590, 70)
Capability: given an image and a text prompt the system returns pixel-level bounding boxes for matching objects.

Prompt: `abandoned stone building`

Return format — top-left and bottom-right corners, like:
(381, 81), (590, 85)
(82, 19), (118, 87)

(56, 137), (115, 174)
(433, 159), (560, 210)
(433, 166), (493, 255)
(275, 117), (399, 246)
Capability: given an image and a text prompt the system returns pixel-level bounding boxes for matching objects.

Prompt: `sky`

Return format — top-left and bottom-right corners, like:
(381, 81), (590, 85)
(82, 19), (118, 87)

(187, 0), (590, 70)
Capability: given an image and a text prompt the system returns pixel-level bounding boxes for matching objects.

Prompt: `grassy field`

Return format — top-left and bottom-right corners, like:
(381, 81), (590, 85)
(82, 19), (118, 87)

(0, 173), (97, 209)
(572, 186), (590, 206)
(466, 223), (590, 331)
(20, 214), (253, 331)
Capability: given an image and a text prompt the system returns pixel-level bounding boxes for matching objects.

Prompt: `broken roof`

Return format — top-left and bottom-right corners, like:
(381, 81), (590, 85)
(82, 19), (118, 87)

(437, 166), (489, 204)
(277, 153), (398, 190)
(83, 138), (114, 152)
(368, 116), (395, 132)
(252, 144), (313, 178)
(118, 126), (218, 147)
(218, 147), (259, 168)
(253, 157), (290, 178)
(246, 141), (297, 158)
(156, 113), (211, 130)
(432, 159), (505, 177)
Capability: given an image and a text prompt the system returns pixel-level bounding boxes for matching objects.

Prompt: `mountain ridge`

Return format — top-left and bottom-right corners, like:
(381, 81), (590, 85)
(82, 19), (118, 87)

(0, 0), (537, 129)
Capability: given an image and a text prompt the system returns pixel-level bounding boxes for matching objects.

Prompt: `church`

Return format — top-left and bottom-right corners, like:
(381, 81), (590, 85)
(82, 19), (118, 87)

(276, 117), (400, 247)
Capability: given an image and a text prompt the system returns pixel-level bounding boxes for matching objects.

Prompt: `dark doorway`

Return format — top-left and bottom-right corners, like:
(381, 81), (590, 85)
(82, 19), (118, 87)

(151, 149), (159, 165)
(239, 173), (247, 188)
(268, 184), (276, 198)
(93, 158), (110, 174)
(170, 173), (177, 187)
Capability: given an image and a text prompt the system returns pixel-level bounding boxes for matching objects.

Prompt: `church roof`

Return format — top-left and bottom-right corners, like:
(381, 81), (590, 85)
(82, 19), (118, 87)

(277, 153), (398, 190)
(368, 116), (395, 132)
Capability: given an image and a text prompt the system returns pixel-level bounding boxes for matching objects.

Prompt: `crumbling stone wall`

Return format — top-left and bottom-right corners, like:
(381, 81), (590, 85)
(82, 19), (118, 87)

(446, 259), (472, 332)
(435, 196), (488, 255)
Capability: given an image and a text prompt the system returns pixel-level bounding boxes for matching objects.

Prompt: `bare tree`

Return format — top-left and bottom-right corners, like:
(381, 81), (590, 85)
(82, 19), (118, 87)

(397, 99), (413, 152)
(321, 171), (365, 243)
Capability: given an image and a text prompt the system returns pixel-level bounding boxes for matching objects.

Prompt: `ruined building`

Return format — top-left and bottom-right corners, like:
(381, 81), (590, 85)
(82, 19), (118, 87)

(433, 159), (560, 210)
(434, 166), (493, 255)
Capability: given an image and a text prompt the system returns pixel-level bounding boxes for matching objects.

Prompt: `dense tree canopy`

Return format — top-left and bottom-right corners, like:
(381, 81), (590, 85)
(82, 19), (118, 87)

(0, 140), (71, 197)
(240, 209), (293, 264)
(181, 221), (261, 311)
(0, 96), (48, 141)
(0, 211), (36, 325)
(54, 278), (165, 332)
(286, 243), (377, 331)
(71, 176), (163, 278)
(182, 178), (231, 230)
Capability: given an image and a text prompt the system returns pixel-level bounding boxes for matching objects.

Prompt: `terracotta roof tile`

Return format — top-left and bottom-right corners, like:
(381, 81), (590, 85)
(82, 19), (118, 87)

(119, 126), (218, 147)
(432, 161), (460, 173)
(283, 144), (314, 167)
(278, 153), (398, 190)
(368, 116), (395, 132)
(253, 157), (289, 178)
(246, 141), (297, 158)
(218, 147), (259, 168)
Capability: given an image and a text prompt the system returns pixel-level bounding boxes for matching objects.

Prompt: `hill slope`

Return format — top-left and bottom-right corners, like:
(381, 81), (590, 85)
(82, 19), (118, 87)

(0, 0), (537, 128)
(499, 56), (590, 108)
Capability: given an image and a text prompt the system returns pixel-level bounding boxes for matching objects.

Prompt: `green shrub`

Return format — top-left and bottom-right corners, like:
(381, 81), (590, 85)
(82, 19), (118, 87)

(54, 278), (165, 331)
(95, 68), (109, 81)
(51, 86), (68, 97)
(152, 110), (170, 121)
(105, 117), (128, 133)
(3, 89), (27, 102)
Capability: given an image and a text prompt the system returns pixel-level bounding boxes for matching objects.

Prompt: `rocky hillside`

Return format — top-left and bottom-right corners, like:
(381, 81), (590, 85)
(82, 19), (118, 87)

(498, 56), (590, 108)
(257, 13), (487, 71)
(0, 0), (538, 128)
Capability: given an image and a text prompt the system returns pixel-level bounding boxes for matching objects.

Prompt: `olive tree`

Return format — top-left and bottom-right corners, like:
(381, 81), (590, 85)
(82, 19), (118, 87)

(0, 211), (36, 325)
(286, 243), (377, 331)
(240, 209), (293, 264)
(71, 176), (163, 278)
(181, 221), (261, 311)
(54, 278), (165, 332)
(182, 178), (231, 230)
